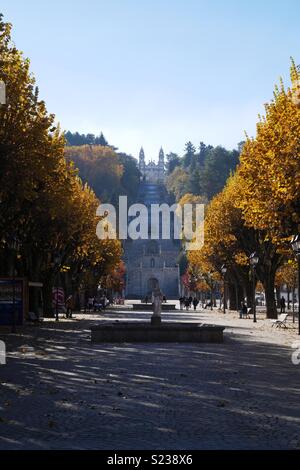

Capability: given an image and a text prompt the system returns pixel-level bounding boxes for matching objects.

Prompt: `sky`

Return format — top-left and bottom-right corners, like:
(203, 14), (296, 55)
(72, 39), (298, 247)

(1, 0), (300, 160)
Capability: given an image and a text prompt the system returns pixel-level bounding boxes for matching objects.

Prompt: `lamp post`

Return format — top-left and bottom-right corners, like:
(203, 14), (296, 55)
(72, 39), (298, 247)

(249, 252), (259, 323)
(10, 237), (20, 334)
(208, 272), (213, 311)
(221, 265), (227, 314)
(291, 235), (300, 336)
(54, 254), (62, 322)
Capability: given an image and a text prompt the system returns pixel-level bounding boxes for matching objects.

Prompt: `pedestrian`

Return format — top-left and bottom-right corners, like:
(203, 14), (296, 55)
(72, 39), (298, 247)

(87, 296), (94, 312)
(66, 295), (74, 319)
(280, 296), (286, 313)
(192, 297), (199, 311)
(185, 298), (190, 311)
(84, 291), (89, 313)
(240, 302), (247, 319)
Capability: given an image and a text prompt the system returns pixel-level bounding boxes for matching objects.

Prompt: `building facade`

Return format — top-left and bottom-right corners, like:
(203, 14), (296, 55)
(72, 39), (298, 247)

(123, 182), (181, 299)
(139, 147), (166, 183)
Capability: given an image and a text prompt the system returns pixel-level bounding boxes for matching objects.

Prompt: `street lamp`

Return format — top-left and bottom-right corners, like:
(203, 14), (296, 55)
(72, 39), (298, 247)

(9, 237), (20, 333)
(291, 235), (300, 335)
(208, 272), (213, 311)
(221, 265), (227, 314)
(249, 252), (259, 323)
(53, 254), (62, 322)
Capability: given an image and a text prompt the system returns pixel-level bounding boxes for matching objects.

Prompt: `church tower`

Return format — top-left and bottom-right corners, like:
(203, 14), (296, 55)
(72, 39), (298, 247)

(139, 147), (145, 176)
(158, 147), (165, 168)
(158, 147), (165, 182)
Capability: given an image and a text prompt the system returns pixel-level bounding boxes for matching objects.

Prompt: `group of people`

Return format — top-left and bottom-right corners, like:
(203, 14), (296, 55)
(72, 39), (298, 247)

(64, 293), (114, 317)
(239, 296), (287, 319)
(143, 295), (167, 304)
(86, 295), (110, 312)
(179, 296), (214, 311)
(179, 296), (200, 311)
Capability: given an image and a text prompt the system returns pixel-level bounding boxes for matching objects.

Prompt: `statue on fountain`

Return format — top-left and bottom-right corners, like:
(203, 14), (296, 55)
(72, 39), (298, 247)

(151, 287), (163, 325)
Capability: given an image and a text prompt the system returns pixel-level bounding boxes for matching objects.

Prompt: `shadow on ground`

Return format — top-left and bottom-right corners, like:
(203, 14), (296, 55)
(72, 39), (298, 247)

(0, 313), (299, 450)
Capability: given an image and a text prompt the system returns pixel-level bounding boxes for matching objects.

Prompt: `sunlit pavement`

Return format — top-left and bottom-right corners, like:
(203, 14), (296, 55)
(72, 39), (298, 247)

(0, 304), (299, 450)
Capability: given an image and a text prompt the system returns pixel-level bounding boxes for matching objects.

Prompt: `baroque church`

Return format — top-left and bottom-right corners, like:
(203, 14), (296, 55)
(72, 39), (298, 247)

(139, 147), (166, 183)
(123, 148), (181, 299)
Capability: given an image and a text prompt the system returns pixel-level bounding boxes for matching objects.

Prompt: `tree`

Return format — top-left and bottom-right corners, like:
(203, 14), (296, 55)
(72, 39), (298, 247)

(104, 261), (126, 294)
(118, 152), (140, 204)
(95, 132), (108, 146)
(188, 173), (283, 317)
(182, 141), (196, 168)
(0, 14), (122, 316)
(166, 152), (181, 175)
(65, 145), (124, 202)
(237, 60), (300, 244)
(166, 167), (189, 200)
(86, 133), (95, 145)
(187, 167), (202, 195)
(199, 146), (239, 200)
(65, 131), (109, 147)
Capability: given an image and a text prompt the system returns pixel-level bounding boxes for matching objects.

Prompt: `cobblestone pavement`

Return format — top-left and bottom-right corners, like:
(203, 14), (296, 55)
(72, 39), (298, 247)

(0, 306), (300, 450)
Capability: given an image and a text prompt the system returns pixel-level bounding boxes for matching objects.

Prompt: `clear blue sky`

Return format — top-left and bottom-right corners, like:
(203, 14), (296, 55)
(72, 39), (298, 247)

(1, 0), (299, 160)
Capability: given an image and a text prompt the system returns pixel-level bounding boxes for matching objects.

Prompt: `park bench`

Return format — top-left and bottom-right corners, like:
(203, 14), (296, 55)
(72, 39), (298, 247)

(28, 311), (44, 324)
(271, 313), (289, 329)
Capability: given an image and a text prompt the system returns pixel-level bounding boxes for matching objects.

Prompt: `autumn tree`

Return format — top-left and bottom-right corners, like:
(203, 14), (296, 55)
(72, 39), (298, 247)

(0, 14), (122, 316)
(237, 60), (300, 243)
(188, 173), (283, 317)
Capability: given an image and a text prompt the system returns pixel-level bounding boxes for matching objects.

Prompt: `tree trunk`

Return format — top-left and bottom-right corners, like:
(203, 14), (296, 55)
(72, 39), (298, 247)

(229, 282), (243, 311)
(263, 274), (277, 319)
(292, 287), (295, 323)
(276, 287), (281, 310)
(245, 282), (253, 308)
(27, 251), (43, 316)
(42, 273), (54, 318)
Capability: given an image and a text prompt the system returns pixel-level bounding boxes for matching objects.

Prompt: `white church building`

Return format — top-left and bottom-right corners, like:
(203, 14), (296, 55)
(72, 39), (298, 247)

(139, 147), (166, 183)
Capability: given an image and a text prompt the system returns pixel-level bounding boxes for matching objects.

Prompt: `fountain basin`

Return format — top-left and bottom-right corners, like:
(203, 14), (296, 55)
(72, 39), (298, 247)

(91, 322), (225, 343)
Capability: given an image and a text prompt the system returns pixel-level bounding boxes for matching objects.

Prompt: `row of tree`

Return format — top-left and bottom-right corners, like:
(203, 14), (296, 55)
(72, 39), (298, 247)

(65, 146), (141, 205)
(166, 142), (241, 201)
(185, 61), (300, 319)
(65, 131), (109, 147)
(0, 14), (123, 315)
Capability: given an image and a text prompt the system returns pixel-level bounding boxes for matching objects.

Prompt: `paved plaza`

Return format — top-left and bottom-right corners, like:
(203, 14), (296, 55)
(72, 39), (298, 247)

(0, 305), (300, 450)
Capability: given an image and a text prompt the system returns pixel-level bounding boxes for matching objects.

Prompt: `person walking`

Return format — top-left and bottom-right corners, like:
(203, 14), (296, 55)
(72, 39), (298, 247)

(240, 301), (247, 319)
(66, 295), (74, 319)
(179, 297), (184, 310)
(87, 296), (94, 313)
(193, 297), (199, 311)
(185, 297), (190, 311)
(280, 296), (286, 313)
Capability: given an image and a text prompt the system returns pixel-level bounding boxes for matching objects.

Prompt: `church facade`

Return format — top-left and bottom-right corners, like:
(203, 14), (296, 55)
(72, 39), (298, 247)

(139, 147), (166, 183)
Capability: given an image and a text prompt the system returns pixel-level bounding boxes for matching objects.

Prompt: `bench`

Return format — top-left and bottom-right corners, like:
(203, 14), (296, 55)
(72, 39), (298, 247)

(271, 313), (289, 329)
(28, 312), (44, 324)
